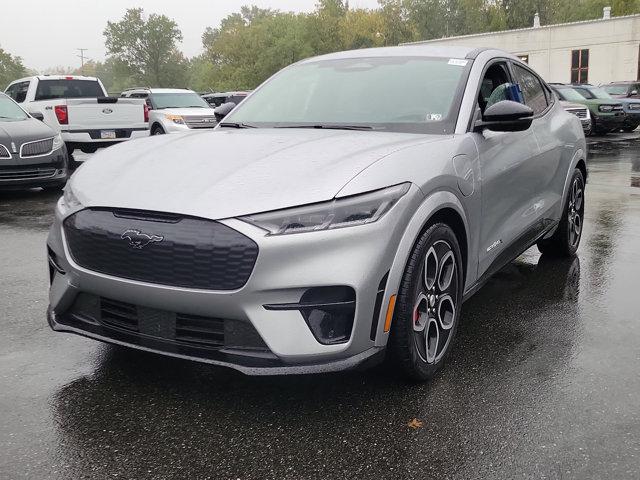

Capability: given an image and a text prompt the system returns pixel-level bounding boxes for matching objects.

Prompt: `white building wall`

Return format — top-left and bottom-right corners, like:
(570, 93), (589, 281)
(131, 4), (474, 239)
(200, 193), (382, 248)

(410, 15), (640, 84)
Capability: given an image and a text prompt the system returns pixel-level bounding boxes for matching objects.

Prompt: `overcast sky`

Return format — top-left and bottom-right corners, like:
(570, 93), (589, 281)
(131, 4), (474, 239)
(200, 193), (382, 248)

(0, 0), (380, 72)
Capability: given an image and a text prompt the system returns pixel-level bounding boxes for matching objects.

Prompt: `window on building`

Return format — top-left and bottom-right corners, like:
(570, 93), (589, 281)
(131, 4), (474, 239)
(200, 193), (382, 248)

(517, 55), (529, 64)
(571, 49), (589, 84)
(513, 64), (548, 115)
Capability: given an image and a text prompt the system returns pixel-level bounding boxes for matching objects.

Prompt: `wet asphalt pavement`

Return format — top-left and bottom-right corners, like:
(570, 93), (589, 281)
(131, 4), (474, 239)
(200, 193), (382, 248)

(1, 141), (639, 480)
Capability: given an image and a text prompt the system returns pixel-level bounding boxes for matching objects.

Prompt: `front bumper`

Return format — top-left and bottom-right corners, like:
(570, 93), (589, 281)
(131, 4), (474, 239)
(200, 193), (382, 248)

(593, 112), (626, 131)
(46, 187), (421, 374)
(0, 147), (68, 189)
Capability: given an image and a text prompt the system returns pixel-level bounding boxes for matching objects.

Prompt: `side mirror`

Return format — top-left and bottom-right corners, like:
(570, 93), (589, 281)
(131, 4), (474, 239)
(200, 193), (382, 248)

(475, 100), (534, 132)
(214, 102), (236, 121)
(31, 111), (45, 121)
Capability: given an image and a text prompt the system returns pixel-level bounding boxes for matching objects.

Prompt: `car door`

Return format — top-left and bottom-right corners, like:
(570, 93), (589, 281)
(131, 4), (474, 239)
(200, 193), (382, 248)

(471, 59), (542, 279)
(510, 62), (564, 230)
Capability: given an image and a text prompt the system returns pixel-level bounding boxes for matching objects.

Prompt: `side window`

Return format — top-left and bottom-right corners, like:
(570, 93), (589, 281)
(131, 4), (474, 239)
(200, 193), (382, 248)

(9, 81), (30, 103)
(5, 84), (17, 100)
(477, 62), (512, 113)
(512, 64), (548, 115)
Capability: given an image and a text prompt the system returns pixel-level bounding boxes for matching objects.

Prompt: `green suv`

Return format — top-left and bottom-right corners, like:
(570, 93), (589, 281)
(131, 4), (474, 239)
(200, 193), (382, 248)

(551, 84), (625, 135)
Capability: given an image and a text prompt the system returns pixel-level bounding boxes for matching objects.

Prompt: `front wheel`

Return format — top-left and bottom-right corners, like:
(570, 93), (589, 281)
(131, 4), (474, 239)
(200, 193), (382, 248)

(538, 168), (585, 257)
(151, 125), (165, 136)
(387, 223), (464, 382)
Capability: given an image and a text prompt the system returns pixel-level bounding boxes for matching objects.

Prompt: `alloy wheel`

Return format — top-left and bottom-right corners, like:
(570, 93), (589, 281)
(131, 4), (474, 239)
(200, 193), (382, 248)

(412, 240), (458, 364)
(567, 175), (584, 248)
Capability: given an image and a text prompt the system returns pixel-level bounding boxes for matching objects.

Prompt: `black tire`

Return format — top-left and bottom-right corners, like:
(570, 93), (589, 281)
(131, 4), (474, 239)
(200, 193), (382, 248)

(387, 223), (464, 382)
(151, 124), (165, 135)
(622, 125), (638, 133)
(537, 168), (585, 257)
(65, 143), (75, 155)
(42, 181), (67, 192)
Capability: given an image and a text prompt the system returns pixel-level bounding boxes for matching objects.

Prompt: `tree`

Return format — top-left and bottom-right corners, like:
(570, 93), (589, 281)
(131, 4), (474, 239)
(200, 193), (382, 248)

(0, 46), (27, 89)
(104, 8), (188, 87)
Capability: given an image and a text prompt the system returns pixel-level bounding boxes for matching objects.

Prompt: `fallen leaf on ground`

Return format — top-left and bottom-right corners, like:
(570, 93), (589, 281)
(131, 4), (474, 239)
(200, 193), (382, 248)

(407, 418), (424, 429)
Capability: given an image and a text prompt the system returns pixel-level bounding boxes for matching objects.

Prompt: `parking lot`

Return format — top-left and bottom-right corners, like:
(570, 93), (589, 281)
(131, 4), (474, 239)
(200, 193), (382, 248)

(1, 137), (639, 480)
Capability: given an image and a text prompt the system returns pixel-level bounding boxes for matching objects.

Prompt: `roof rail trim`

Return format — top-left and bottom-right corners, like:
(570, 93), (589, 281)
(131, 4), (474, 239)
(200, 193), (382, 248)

(465, 48), (489, 59)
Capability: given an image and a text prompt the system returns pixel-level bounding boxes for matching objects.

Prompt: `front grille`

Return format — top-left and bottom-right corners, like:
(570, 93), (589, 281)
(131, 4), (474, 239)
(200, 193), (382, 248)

(176, 313), (225, 346)
(100, 297), (138, 331)
(20, 138), (54, 157)
(566, 108), (588, 119)
(613, 104), (624, 111)
(63, 208), (259, 290)
(65, 294), (269, 352)
(184, 115), (217, 129)
(0, 167), (57, 180)
(0, 144), (11, 159)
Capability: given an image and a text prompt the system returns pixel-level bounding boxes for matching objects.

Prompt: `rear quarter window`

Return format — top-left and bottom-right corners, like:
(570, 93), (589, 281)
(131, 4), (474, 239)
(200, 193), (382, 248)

(35, 79), (104, 101)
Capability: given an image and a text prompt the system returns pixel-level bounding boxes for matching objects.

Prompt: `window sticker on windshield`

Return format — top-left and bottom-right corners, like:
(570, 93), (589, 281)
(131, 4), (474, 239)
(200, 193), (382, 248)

(448, 59), (468, 67)
(426, 113), (442, 121)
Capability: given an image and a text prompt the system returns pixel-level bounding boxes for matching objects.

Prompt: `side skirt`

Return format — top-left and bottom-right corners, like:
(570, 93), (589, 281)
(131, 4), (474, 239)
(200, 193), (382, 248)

(462, 218), (559, 303)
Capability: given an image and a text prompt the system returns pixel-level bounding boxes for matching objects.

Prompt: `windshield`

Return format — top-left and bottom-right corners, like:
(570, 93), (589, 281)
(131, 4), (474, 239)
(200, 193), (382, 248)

(555, 87), (587, 102)
(0, 95), (29, 121)
(603, 85), (629, 95)
(35, 79), (104, 101)
(151, 92), (210, 109)
(578, 87), (611, 100)
(224, 56), (470, 134)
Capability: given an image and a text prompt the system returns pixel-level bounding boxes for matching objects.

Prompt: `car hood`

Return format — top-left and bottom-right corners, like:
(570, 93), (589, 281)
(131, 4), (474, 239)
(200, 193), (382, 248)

(560, 101), (587, 109)
(0, 118), (55, 145)
(71, 128), (448, 219)
(155, 107), (215, 116)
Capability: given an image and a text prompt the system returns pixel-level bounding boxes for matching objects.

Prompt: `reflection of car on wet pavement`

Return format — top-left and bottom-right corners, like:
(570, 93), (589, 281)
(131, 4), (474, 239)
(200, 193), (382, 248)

(47, 46), (587, 382)
(0, 92), (68, 190)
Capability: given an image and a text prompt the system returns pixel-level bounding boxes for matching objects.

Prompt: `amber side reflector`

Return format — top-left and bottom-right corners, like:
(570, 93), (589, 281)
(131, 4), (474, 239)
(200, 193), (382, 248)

(383, 294), (397, 332)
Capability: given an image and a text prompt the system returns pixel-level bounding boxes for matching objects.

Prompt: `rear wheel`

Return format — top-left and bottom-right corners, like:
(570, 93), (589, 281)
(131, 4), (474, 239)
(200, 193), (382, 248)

(387, 223), (464, 382)
(538, 168), (585, 257)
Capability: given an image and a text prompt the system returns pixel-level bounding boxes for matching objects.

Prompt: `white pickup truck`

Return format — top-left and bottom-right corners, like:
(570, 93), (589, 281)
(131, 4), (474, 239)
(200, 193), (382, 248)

(4, 75), (148, 155)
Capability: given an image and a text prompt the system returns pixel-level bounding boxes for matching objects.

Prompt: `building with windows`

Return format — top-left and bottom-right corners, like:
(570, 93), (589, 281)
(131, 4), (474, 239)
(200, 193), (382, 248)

(405, 7), (640, 85)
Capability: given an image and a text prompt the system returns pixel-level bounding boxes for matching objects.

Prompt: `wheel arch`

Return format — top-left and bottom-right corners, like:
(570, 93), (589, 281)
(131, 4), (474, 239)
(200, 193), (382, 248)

(374, 190), (471, 346)
(151, 122), (164, 133)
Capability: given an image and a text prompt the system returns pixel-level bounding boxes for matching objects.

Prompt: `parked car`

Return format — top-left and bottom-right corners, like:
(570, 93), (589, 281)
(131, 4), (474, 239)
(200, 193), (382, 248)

(121, 88), (216, 135)
(559, 100), (592, 135)
(572, 84), (640, 132)
(550, 84), (625, 135)
(202, 91), (250, 108)
(601, 81), (640, 99)
(4, 75), (148, 156)
(48, 46), (586, 381)
(0, 92), (68, 190)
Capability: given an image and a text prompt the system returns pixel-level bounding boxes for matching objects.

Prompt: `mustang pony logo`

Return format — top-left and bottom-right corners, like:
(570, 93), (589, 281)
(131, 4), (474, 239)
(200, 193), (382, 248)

(121, 229), (164, 249)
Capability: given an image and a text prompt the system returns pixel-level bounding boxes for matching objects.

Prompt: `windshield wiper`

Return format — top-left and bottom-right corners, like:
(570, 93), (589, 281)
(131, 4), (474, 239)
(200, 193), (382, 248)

(273, 124), (375, 131)
(218, 122), (257, 129)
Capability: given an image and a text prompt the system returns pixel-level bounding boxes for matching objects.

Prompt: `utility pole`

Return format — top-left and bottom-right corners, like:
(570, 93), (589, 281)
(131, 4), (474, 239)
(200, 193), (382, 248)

(76, 48), (88, 75)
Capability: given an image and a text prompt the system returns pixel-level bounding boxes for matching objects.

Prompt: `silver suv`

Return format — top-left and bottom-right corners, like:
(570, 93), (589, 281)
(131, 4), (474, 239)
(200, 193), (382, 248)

(49, 46), (586, 381)
(121, 88), (216, 135)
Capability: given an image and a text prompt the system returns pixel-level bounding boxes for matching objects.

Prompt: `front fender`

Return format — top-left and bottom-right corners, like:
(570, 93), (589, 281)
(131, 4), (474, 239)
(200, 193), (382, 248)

(373, 189), (470, 346)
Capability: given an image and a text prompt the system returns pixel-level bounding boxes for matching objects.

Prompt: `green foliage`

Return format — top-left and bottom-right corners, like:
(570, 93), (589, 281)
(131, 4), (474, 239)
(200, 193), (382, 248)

(0, 46), (27, 89)
(27, 1), (640, 94)
(104, 8), (188, 88)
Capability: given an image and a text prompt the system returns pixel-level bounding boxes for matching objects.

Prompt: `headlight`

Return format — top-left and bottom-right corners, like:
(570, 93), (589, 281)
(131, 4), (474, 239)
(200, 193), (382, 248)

(52, 133), (63, 151)
(62, 184), (82, 209)
(240, 183), (410, 235)
(164, 114), (185, 125)
(598, 105), (614, 112)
